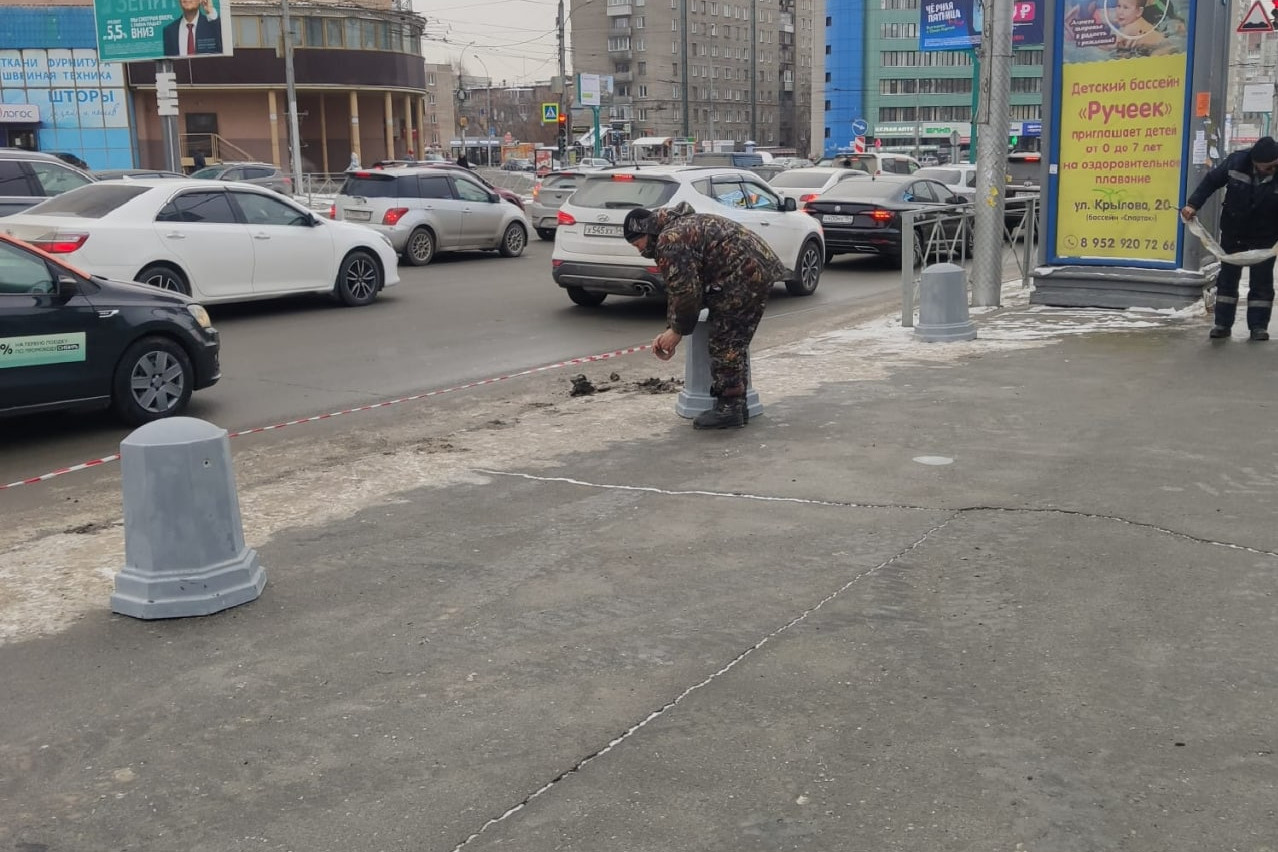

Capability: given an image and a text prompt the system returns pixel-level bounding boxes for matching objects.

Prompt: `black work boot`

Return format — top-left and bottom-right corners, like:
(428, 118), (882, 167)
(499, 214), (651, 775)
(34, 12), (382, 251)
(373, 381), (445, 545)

(1251, 328), (1270, 341)
(693, 397), (747, 430)
(1209, 325), (1231, 339)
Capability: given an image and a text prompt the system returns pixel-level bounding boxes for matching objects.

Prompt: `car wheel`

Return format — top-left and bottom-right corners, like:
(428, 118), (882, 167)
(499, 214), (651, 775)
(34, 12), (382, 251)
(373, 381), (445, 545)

(136, 264), (190, 296)
(566, 287), (607, 307)
(111, 336), (194, 426)
(536, 228), (556, 241)
(336, 250), (381, 307)
(785, 239), (823, 297)
(404, 228), (436, 266)
(499, 222), (527, 257)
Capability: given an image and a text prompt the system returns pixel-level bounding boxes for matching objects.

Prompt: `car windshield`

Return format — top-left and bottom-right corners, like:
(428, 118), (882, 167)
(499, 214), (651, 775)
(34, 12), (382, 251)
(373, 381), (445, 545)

(544, 173), (589, 189)
(340, 173), (401, 198)
(24, 183), (151, 218)
(917, 168), (961, 184)
(820, 180), (903, 201)
(189, 167), (226, 179)
(569, 175), (679, 209)
(768, 170), (833, 189)
(1006, 156), (1043, 186)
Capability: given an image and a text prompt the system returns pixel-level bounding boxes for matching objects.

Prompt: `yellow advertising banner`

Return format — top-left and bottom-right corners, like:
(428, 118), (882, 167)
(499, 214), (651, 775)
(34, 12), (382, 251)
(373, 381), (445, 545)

(1055, 1), (1189, 264)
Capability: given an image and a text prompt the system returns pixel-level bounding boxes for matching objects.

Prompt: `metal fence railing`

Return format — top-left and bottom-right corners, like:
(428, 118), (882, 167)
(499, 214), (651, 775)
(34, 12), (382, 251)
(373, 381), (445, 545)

(900, 195), (1040, 327)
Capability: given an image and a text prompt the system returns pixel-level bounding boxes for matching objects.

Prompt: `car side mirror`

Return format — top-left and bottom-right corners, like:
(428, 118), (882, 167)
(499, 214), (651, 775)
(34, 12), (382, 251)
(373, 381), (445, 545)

(55, 274), (80, 299)
(782, 196), (797, 212)
(949, 195), (967, 204)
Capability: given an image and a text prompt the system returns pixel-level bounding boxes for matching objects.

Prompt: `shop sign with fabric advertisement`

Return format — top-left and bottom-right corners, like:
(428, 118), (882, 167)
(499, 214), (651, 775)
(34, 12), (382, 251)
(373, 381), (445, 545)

(1048, 0), (1195, 267)
(93, 0), (234, 63)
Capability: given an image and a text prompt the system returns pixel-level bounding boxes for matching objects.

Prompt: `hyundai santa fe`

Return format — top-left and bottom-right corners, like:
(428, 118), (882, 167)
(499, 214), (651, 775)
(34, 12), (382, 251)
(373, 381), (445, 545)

(550, 166), (825, 307)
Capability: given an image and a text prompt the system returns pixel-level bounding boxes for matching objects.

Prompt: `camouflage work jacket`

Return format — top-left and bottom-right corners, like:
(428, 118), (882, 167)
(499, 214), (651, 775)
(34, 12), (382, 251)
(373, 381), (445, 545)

(649, 202), (787, 335)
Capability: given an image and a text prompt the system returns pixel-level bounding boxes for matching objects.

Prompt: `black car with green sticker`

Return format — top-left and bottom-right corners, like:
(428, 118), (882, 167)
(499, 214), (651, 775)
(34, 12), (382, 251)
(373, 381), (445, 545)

(0, 234), (220, 424)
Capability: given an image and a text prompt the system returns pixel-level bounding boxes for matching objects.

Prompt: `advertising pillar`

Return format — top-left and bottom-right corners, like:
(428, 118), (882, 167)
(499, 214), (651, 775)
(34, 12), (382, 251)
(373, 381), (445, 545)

(1034, 0), (1229, 308)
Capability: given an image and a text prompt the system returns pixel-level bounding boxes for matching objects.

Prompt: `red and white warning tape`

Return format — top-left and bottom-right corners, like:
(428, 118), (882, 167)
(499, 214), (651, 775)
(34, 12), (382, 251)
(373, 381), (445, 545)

(0, 343), (651, 491)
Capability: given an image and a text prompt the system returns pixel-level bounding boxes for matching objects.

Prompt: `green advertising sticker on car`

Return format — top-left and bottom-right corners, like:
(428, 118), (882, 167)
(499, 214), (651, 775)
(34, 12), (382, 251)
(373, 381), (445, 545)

(94, 0), (234, 63)
(0, 333), (87, 369)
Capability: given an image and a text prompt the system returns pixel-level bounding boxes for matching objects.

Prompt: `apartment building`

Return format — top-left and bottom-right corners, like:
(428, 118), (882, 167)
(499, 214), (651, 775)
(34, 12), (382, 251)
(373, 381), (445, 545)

(569, 0), (821, 156)
(822, 0), (1045, 159)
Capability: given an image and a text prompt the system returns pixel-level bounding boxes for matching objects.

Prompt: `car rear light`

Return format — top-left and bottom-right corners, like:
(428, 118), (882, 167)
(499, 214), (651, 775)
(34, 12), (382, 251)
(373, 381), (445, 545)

(1022, 154), (1041, 162)
(31, 233), (89, 253)
(282, 176), (293, 189)
(869, 209), (894, 223)
(382, 207), (410, 226)
(802, 205), (817, 216)
(611, 174), (635, 181)
(354, 171), (372, 178)
(799, 193), (820, 204)
(532, 184), (542, 200)
(557, 209), (576, 226)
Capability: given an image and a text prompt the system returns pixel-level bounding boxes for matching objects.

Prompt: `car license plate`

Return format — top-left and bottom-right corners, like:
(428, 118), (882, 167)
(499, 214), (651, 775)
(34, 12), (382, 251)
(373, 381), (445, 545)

(583, 223), (622, 237)
(345, 210), (372, 222)
(822, 214), (855, 224)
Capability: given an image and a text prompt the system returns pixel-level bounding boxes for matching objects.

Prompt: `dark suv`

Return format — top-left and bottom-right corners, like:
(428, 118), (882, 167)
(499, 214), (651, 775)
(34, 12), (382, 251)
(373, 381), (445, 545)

(0, 148), (96, 216)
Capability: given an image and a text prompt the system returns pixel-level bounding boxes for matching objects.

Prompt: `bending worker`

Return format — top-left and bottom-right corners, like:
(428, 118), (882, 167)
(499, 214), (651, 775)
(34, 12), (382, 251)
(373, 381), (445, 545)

(623, 203), (786, 429)
(1182, 135), (1278, 341)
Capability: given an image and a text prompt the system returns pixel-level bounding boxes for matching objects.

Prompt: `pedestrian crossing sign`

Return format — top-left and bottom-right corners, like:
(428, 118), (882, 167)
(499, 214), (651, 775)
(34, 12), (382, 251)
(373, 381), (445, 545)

(542, 103), (559, 124)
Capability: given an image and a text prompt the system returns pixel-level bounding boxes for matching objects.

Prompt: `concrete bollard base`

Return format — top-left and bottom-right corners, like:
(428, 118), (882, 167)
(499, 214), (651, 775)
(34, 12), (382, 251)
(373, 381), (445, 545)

(675, 309), (763, 419)
(111, 417), (266, 620)
(915, 262), (977, 342)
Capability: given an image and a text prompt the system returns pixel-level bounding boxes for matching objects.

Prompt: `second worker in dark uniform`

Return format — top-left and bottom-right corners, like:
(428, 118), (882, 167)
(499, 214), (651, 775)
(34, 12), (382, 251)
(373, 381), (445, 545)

(1182, 136), (1278, 341)
(623, 203), (786, 429)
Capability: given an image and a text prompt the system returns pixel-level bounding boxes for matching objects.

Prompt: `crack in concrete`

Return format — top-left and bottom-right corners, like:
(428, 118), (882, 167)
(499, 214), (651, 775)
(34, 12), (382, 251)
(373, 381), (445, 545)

(475, 470), (1278, 559)
(444, 469), (1278, 847)
(447, 485), (959, 852)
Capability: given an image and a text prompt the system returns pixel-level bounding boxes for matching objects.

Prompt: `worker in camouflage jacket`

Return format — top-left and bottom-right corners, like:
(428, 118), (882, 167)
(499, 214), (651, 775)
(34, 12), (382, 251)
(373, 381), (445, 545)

(623, 202), (786, 429)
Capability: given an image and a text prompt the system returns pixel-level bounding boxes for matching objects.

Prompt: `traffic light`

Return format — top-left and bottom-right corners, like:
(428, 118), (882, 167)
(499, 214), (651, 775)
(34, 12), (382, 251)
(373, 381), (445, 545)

(557, 112), (568, 154)
(1009, 134), (1019, 150)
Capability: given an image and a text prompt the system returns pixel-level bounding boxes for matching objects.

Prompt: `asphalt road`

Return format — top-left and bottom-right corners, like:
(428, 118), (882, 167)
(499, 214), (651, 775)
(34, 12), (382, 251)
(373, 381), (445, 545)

(0, 237), (1007, 494)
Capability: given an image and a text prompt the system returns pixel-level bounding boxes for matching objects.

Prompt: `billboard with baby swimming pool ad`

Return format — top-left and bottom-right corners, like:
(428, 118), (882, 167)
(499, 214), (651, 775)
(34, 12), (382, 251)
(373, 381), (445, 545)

(1047, 0), (1195, 268)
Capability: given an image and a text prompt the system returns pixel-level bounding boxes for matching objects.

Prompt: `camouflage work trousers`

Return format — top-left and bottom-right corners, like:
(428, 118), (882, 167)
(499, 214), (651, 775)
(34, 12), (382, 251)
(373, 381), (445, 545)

(706, 287), (769, 397)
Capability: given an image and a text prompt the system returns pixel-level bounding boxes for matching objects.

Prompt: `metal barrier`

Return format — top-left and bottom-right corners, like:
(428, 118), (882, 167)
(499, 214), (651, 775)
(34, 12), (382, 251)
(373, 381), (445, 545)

(900, 195), (1040, 327)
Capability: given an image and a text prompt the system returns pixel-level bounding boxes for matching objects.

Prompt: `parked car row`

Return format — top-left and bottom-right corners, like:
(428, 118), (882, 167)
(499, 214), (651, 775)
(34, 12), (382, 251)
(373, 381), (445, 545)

(0, 172), (403, 424)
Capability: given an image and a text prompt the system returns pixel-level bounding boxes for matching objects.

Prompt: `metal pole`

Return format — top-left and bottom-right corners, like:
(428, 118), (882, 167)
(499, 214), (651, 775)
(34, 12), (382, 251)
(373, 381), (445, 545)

(970, 0), (1012, 306)
(471, 53), (493, 166)
(557, 0), (567, 164)
(901, 209), (916, 327)
(281, 0), (304, 195)
(156, 60), (181, 173)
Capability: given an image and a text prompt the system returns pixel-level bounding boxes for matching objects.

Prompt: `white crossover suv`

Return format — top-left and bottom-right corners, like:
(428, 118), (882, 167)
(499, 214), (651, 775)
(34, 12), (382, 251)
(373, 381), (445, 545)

(550, 165), (825, 307)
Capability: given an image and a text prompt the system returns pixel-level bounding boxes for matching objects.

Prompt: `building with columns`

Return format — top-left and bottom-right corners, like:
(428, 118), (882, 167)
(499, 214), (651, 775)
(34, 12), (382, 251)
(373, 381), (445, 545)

(0, 0), (431, 173)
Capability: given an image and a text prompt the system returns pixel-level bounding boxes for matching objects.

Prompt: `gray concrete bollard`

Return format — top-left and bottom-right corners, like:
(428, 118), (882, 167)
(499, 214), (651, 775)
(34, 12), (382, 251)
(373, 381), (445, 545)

(915, 262), (977, 342)
(675, 308), (762, 419)
(111, 417), (265, 620)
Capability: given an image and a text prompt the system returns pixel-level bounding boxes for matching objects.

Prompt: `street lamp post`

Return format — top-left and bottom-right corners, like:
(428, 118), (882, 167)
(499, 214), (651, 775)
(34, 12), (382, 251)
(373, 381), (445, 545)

(472, 53), (495, 166)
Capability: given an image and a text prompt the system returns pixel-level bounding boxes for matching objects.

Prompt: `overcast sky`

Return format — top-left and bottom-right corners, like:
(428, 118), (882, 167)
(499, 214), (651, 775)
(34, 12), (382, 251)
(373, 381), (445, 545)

(415, 0), (570, 87)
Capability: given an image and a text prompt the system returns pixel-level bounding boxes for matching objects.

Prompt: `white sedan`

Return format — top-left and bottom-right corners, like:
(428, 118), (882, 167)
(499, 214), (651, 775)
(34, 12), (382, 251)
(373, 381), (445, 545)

(1, 179), (399, 307)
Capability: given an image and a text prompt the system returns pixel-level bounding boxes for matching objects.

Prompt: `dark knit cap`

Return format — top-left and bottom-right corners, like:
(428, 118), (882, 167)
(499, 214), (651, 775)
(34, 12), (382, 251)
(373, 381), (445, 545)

(1252, 136), (1278, 163)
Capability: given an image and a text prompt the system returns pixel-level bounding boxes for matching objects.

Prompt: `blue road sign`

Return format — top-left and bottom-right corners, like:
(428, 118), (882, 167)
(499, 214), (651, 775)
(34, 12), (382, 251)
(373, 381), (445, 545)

(851, 118), (868, 136)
